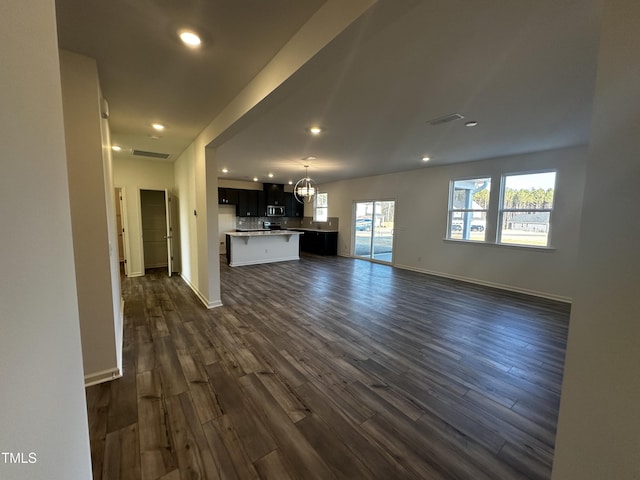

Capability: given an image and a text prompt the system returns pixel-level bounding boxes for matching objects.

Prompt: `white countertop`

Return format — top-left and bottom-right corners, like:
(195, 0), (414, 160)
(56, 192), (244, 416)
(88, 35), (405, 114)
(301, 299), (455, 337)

(227, 230), (304, 237)
(286, 228), (339, 233)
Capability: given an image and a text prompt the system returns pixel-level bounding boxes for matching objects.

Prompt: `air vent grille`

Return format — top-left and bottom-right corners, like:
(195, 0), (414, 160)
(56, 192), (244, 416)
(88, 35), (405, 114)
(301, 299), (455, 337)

(132, 149), (171, 159)
(427, 113), (465, 125)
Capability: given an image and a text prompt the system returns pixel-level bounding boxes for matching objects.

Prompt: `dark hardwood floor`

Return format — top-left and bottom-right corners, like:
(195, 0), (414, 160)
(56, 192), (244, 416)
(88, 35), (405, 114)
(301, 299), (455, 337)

(86, 254), (570, 479)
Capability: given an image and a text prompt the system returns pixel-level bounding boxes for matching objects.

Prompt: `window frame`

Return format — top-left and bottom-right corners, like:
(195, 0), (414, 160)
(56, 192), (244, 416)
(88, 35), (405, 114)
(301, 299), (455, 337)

(447, 176), (491, 242)
(314, 192), (328, 222)
(497, 170), (557, 248)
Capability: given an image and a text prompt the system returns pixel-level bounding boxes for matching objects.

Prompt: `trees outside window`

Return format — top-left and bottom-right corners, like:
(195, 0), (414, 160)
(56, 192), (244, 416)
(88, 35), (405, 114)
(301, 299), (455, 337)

(499, 172), (556, 247)
(447, 170), (556, 247)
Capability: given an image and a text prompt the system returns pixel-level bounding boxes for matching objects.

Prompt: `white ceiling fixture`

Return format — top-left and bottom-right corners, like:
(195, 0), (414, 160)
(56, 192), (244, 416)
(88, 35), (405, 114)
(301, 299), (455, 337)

(179, 30), (201, 48)
(465, 121), (479, 127)
(152, 123), (165, 131)
(132, 149), (171, 160)
(422, 156), (431, 162)
(308, 127), (322, 136)
(222, 168), (229, 173)
(294, 165), (317, 204)
(426, 113), (464, 126)
(111, 145), (122, 152)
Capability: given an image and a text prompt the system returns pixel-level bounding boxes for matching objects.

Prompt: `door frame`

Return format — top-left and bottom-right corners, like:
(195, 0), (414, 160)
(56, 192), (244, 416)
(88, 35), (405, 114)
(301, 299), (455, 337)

(115, 186), (130, 276)
(351, 198), (396, 265)
(138, 187), (174, 276)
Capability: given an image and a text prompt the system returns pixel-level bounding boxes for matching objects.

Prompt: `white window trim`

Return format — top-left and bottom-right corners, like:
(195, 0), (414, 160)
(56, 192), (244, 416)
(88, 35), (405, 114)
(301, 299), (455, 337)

(447, 177), (491, 242)
(314, 192), (328, 222)
(497, 170), (556, 248)
(445, 170), (557, 249)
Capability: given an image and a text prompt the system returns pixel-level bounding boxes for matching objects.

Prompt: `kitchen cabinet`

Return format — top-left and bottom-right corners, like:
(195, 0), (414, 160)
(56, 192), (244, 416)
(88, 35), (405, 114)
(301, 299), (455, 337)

(257, 188), (266, 216)
(293, 229), (338, 255)
(285, 192), (305, 217)
(264, 183), (285, 206)
(237, 189), (264, 217)
(218, 187), (238, 205)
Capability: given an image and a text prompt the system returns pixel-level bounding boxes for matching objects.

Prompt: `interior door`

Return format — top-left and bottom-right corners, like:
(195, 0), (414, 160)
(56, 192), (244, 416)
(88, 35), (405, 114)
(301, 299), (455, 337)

(165, 189), (173, 277)
(140, 189), (169, 272)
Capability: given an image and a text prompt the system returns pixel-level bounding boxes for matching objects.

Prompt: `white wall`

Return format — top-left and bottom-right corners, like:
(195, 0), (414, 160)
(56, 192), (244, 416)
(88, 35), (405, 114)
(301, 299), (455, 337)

(173, 141), (222, 307)
(322, 146), (586, 301)
(552, 0), (640, 477)
(113, 157), (175, 276)
(0, 0), (92, 478)
(59, 50), (123, 385)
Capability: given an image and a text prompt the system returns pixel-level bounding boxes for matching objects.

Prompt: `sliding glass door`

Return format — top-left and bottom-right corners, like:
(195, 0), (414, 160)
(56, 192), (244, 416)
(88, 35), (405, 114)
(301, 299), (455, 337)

(354, 200), (395, 263)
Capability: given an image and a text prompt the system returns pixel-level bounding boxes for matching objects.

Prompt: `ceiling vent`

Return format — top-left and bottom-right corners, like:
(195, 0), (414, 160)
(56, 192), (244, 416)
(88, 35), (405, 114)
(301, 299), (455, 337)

(427, 113), (465, 125)
(132, 149), (171, 159)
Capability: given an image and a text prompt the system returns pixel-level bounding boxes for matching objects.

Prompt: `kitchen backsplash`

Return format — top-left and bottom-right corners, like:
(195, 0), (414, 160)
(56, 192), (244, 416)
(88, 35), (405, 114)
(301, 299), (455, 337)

(235, 216), (338, 230)
(298, 217), (339, 230)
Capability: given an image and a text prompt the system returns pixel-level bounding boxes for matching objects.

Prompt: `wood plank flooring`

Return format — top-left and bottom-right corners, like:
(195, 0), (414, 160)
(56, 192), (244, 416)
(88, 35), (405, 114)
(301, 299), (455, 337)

(86, 255), (570, 479)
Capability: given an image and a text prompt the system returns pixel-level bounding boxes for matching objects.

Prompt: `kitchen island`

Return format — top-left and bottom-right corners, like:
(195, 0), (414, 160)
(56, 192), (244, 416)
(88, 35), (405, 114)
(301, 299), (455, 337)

(225, 230), (303, 267)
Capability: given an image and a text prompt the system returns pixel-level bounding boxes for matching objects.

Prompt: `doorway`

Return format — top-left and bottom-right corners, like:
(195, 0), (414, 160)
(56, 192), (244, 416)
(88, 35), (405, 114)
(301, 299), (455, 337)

(353, 200), (395, 264)
(218, 204), (236, 254)
(140, 189), (174, 276)
(114, 187), (129, 276)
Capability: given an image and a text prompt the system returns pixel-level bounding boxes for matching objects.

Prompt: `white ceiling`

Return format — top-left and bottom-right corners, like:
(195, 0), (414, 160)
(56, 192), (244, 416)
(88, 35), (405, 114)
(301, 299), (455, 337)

(56, 0), (604, 186)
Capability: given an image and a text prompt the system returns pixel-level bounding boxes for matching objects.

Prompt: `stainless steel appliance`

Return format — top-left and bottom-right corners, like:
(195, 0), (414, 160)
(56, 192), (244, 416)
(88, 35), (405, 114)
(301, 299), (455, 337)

(263, 221), (282, 230)
(266, 205), (285, 216)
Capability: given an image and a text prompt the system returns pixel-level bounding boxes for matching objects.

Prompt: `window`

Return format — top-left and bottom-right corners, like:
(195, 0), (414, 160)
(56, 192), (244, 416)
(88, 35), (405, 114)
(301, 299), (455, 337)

(499, 171), (556, 247)
(447, 177), (491, 242)
(314, 192), (328, 222)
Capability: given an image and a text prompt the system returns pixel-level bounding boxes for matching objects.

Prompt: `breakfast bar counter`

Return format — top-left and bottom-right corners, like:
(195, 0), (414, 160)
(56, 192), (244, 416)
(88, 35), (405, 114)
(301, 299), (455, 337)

(225, 230), (303, 267)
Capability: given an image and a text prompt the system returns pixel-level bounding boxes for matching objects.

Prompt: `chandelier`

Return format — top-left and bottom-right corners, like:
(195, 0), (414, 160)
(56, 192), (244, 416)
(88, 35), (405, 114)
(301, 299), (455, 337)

(294, 165), (318, 204)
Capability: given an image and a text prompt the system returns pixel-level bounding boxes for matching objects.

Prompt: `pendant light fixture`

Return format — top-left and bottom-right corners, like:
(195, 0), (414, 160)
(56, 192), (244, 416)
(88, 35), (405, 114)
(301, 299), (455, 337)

(294, 165), (318, 204)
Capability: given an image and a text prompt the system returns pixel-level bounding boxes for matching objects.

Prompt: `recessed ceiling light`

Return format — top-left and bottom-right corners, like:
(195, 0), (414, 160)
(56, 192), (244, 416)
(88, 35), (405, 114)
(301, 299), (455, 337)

(288, 180), (293, 185)
(253, 177), (258, 182)
(303, 156), (317, 160)
(111, 145), (122, 152)
(268, 173), (274, 178)
(152, 123), (165, 131)
(222, 168), (229, 173)
(309, 127), (322, 135)
(465, 121), (479, 127)
(179, 30), (201, 48)
(422, 156), (431, 162)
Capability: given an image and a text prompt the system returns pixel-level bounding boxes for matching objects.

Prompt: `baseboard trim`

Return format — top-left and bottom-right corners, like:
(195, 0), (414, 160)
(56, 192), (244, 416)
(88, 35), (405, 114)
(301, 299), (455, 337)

(85, 367), (122, 387)
(395, 263), (572, 303)
(180, 273), (224, 309)
(117, 298), (124, 373)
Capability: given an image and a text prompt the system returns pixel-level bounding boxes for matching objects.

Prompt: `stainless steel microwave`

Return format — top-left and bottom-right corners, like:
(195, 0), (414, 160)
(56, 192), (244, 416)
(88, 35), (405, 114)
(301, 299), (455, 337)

(267, 205), (285, 216)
